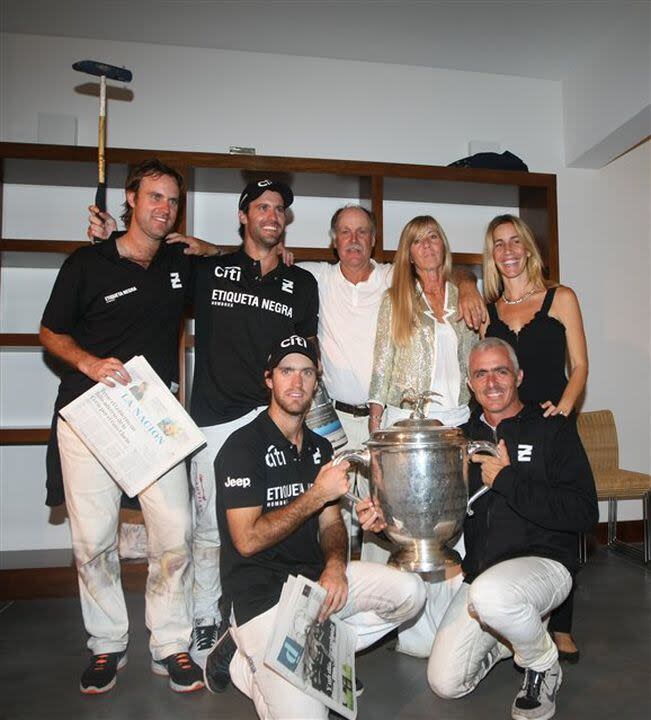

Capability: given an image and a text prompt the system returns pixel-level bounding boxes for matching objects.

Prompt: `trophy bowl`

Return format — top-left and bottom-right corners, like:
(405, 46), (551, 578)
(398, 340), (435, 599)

(337, 419), (498, 574)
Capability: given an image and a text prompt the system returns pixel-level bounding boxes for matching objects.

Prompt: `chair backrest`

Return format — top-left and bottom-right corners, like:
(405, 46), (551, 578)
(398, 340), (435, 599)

(576, 409), (619, 474)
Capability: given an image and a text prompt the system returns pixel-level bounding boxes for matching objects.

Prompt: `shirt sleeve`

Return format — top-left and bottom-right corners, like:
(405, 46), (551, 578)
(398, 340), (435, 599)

(41, 253), (85, 334)
(294, 271), (319, 338)
(214, 435), (267, 509)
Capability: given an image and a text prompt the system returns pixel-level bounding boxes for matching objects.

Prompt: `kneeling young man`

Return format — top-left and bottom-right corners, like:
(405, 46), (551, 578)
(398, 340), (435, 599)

(206, 335), (426, 719)
(427, 338), (597, 720)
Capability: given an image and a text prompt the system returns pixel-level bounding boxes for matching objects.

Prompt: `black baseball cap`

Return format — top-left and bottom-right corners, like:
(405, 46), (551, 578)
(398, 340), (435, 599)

(238, 179), (294, 212)
(267, 335), (319, 370)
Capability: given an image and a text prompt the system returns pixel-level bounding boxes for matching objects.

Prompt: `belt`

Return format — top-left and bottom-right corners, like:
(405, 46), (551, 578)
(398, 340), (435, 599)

(334, 400), (369, 418)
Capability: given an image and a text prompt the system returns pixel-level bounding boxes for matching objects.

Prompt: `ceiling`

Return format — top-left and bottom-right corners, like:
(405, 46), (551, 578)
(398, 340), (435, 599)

(1, 0), (646, 81)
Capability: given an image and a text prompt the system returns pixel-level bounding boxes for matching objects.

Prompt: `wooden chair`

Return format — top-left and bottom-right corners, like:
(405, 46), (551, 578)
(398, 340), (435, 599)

(576, 409), (651, 565)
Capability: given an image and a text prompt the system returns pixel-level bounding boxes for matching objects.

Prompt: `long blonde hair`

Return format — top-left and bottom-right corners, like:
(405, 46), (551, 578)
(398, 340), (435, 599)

(388, 216), (452, 346)
(482, 214), (548, 303)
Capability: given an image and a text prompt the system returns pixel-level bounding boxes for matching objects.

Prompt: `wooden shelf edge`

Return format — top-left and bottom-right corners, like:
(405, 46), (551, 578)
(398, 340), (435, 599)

(1, 333), (41, 347)
(0, 428), (50, 444)
(0, 239), (87, 253)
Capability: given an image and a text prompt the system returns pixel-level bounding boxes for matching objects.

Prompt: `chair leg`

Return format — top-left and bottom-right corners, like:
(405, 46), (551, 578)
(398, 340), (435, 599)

(607, 498), (618, 545)
(643, 491), (650, 565)
(578, 532), (588, 564)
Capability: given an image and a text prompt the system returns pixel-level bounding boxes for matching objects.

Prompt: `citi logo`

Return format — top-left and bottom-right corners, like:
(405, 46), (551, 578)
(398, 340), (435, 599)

(517, 444), (533, 462)
(215, 265), (242, 282)
(281, 279), (294, 294)
(265, 445), (287, 468)
(170, 272), (182, 289)
(224, 476), (251, 488)
(280, 335), (307, 349)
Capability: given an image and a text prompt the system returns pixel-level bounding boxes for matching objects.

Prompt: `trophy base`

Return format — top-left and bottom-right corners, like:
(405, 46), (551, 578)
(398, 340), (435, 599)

(388, 540), (462, 576)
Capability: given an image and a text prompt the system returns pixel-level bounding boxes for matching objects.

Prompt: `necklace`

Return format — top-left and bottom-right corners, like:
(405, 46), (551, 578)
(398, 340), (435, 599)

(502, 286), (537, 305)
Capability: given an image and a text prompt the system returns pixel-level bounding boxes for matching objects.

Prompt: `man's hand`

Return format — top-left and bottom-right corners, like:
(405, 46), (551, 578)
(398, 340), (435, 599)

(312, 460), (350, 505)
(456, 280), (486, 330)
(87, 205), (116, 242)
(470, 439), (510, 487)
(317, 561), (348, 622)
(355, 496), (387, 533)
(277, 241), (295, 266)
(165, 233), (221, 257)
(78, 356), (131, 387)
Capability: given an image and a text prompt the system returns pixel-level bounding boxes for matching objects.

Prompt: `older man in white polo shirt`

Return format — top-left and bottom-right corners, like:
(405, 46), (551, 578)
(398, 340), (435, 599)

(298, 205), (484, 555)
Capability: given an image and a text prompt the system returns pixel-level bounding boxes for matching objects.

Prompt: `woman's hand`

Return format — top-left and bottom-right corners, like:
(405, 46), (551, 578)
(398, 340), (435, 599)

(277, 241), (294, 265)
(368, 403), (383, 433)
(540, 400), (572, 418)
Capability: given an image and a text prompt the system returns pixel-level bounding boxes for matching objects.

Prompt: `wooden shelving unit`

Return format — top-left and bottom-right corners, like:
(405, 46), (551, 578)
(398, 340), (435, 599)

(1, 141), (558, 447)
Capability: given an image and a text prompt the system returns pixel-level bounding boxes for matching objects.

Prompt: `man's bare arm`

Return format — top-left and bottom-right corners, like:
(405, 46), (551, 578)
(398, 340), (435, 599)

(317, 504), (349, 621)
(226, 460), (349, 558)
(39, 325), (130, 387)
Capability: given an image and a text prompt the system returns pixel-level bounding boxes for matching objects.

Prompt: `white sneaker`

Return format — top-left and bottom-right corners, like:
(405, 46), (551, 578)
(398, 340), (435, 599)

(511, 661), (562, 720)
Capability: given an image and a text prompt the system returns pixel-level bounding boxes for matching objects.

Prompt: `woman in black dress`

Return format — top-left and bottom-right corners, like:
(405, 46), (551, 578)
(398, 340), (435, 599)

(481, 214), (589, 661)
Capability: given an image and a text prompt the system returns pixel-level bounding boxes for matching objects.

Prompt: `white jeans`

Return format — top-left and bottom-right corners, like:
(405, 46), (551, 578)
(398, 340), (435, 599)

(230, 561), (426, 720)
(428, 557), (572, 699)
(58, 419), (193, 660)
(190, 406), (266, 624)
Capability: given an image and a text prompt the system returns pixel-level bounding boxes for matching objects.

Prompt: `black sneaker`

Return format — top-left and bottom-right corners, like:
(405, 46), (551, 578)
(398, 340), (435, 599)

(80, 651), (127, 695)
(355, 677), (364, 697)
(193, 622), (219, 661)
(152, 652), (204, 693)
(204, 629), (236, 694)
(512, 661), (562, 720)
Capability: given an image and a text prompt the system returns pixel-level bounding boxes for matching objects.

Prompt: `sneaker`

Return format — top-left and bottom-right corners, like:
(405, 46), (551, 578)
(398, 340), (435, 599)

(204, 628), (236, 694)
(192, 622), (219, 661)
(152, 652), (204, 693)
(512, 661), (563, 720)
(355, 677), (364, 697)
(80, 651), (127, 695)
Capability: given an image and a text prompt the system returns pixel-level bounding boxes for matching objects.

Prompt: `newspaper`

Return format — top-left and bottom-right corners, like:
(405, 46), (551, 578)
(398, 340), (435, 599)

(264, 574), (357, 719)
(60, 355), (205, 497)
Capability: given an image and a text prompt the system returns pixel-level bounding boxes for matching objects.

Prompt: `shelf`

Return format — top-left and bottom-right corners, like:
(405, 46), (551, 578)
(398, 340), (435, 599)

(1, 333), (41, 348)
(0, 428), (50, 444)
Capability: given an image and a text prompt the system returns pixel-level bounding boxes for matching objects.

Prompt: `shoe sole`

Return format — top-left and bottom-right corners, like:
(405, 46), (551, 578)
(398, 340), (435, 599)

(151, 659), (204, 693)
(80, 654), (127, 695)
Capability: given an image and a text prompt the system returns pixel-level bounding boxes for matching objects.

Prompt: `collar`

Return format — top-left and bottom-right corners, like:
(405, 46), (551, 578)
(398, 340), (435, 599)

(418, 281), (455, 321)
(235, 247), (286, 282)
(257, 411), (318, 458)
(337, 259), (378, 287)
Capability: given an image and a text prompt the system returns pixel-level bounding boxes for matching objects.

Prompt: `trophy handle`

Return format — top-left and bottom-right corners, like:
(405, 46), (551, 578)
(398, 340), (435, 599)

(466, 440), (501, 516)
(333, 448), (371, 504)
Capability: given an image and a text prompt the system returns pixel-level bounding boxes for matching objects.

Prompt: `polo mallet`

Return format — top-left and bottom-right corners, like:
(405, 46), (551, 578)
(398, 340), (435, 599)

(73, 60), (133, 242)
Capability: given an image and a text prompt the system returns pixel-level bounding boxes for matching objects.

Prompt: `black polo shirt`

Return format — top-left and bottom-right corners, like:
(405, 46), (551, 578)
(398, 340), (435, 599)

(215, 411), (333, 625)
(41, 238), (191, 408)
(190, 249), (319, 426)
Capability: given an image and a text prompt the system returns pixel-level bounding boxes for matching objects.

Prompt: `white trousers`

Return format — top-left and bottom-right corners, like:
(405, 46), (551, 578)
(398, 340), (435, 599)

(58, 419), (193, 660)
(428, 557), (572, 699)
(229, 561), (426, 720)
(334, 408), (372, 560)
(190, 406), (266, 624)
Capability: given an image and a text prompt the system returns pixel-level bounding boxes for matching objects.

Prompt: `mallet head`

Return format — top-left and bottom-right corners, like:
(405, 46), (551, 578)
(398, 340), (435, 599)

(73, 60), (132, 83)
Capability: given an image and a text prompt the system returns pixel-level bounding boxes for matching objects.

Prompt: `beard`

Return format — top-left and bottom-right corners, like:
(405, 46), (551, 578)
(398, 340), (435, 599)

(273, 392), (313, 417)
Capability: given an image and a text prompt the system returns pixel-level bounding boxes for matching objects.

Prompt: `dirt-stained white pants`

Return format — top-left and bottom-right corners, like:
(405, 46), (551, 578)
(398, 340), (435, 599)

(58, 419), (193, 660)
(428, 556), (572, 699)
(230, 561), (426, 720)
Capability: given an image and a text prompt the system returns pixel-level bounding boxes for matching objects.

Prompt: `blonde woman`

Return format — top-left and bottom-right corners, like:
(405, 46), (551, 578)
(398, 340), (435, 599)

(367, 215), (477, 658)
(481, 213), (588, 662)
(369, 216), (477, 431)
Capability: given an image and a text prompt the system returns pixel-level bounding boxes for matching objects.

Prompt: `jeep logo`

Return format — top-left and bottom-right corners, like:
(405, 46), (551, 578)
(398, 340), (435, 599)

(224, 476), (251, 488)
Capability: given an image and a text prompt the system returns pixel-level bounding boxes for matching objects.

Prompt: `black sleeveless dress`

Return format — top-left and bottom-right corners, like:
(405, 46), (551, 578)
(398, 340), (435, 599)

(486, 287), (567, 406)
(486, 286), (575, 635)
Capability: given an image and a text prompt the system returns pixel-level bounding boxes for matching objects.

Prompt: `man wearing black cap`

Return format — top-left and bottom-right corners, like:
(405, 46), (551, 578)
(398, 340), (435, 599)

(205, 334), (426, 719)
(188, 180), (319, 661)
(87, 178), (319, 664)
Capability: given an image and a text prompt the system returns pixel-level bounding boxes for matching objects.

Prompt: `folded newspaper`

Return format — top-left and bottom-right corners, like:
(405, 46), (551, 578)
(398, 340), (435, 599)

(264, 575), (357, 719)
(60, 355), (205, 497)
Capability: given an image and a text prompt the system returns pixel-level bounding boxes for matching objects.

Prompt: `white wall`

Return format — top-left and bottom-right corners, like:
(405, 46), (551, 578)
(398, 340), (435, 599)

(1, 33), (648, 550)
(562, 3), (651, 168)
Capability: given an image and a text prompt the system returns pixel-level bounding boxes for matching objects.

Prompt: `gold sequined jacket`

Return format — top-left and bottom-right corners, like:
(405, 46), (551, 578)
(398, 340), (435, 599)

(368, 283), (478, 408)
